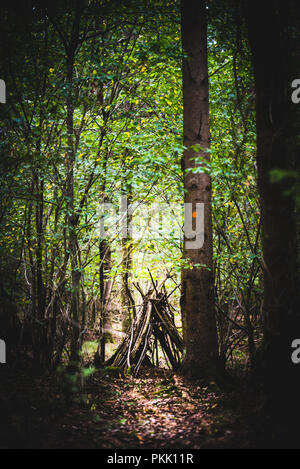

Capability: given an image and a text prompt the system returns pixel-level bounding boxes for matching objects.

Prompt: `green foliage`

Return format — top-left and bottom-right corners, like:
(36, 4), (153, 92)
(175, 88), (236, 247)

(0, 0), (262, 369)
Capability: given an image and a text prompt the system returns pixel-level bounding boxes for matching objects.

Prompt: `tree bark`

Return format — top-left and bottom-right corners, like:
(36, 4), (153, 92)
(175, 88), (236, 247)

(65, 9), (82, 367)
(245, 0), (300, 442)
(121, 182), (135, 333)
(100, 237), (114, 360)
(180, 0), (220, 379)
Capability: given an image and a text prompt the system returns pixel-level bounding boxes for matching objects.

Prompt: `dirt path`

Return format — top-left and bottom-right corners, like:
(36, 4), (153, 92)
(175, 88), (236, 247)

(45, 368), (248, 449)
(0, 366), (251, 449)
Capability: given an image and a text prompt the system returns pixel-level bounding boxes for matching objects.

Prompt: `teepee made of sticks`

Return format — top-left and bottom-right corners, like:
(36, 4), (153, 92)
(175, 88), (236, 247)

(106, 277), (183, 376)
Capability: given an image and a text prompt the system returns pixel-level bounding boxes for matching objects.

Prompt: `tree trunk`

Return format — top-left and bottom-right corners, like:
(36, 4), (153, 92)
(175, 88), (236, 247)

(97, 237), (114, 364)
(34, 172), (47, 368)
(65, 14), (81, 367)
(121, 184), (135, 333)
(180, 0), (220, 379)
(245, 0), (300, 442)
(94, 153), (113, 365)
(121, 235), (135, 333)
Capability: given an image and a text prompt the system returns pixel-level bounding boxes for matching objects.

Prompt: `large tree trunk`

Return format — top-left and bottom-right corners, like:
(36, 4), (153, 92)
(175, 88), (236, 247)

(180, 0), (220, 379)
(245, 0), (300, 442)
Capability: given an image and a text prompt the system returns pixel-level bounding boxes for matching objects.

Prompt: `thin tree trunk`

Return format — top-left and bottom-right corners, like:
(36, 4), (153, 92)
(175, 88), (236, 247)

(94, 150), (113, 365)
(121, 184), (135, 332)
(34, 172), (47, 368)
(65, 10), (81, 367)
(98, 237), (113, 363)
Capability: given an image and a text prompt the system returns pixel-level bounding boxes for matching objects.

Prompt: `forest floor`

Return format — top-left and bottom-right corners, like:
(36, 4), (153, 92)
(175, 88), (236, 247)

(0, 364), (269, 449)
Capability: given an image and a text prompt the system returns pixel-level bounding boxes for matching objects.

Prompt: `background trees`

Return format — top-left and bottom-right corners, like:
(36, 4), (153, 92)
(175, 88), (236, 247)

(0, 0), (185, 370)
(0, 0), (298, 397)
